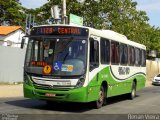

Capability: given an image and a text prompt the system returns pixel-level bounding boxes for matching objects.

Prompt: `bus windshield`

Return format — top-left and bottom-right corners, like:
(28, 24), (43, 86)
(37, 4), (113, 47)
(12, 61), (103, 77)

(24, 37), (87, 76)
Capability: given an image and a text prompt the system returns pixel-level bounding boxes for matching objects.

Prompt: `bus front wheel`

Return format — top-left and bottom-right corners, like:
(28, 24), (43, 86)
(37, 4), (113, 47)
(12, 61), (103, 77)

(93, 85), (105, 109)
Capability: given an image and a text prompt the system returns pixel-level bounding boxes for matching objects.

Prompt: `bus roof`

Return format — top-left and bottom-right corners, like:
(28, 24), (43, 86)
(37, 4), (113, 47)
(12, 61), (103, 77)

(88, 27), (146, 50)
(32, 24), (146, 50)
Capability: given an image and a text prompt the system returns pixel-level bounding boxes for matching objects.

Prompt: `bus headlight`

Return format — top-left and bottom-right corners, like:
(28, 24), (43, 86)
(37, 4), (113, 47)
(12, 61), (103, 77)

(76, 77), (85, 88)
(24, 72), (31, 85)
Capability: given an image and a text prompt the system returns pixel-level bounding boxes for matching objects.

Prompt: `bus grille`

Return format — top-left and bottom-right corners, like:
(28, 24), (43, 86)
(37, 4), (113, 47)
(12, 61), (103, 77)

(33, 83), (72, 91)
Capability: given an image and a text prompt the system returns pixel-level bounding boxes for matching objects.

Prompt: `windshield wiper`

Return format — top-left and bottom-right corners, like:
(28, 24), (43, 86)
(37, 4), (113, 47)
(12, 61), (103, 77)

(55, 37), (74, 54)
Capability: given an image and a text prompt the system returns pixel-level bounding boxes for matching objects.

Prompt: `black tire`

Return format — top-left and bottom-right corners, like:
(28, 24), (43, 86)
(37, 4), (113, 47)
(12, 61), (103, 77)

(129, 82), (136, 100)
(93, 86), (105, 109)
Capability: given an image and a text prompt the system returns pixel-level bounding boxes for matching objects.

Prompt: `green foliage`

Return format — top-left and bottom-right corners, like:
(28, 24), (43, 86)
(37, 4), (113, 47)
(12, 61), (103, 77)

(45, 0), (160, 53)
(0, 0), (26, 27)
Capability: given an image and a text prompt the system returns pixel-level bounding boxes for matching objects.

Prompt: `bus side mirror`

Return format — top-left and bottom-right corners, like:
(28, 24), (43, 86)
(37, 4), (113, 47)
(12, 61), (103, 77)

(21, 37), (25, 49)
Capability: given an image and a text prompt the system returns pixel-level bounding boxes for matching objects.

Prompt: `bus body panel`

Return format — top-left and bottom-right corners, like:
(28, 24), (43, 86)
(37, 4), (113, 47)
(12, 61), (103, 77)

(87, 66), (146, 99)
(23, 66), (146, 102)
(24, 84), (88, 102)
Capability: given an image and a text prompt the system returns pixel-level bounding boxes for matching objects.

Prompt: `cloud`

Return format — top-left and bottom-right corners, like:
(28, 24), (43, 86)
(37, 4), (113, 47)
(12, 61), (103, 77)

(20, 0), (48, 9)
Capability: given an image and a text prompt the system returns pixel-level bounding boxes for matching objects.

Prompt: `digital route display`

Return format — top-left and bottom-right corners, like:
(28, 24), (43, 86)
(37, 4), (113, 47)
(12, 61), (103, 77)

(30, 26), (89, 36)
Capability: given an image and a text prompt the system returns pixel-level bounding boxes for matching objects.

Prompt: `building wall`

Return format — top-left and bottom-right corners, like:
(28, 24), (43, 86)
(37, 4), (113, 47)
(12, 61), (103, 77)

(0, 46), (26, 83)
(0, 29), (25, 47)
(146, 60), (160, 81)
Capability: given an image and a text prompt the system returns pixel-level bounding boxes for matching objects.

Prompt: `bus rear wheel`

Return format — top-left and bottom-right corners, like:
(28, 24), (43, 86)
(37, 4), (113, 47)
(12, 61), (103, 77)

(94, 86), (105, 109)
(129, 82), (136, 100)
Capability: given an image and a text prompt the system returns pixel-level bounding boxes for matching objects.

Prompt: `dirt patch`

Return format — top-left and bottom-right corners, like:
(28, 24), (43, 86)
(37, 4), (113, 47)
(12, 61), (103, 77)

(0, 84), (23, 98)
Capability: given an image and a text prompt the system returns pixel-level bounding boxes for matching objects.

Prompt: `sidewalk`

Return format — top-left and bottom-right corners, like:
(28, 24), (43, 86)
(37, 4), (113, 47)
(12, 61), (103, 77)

(0, 81), (153, 98)
(0, 84), (23, 98)
(145, 80), (152, 87)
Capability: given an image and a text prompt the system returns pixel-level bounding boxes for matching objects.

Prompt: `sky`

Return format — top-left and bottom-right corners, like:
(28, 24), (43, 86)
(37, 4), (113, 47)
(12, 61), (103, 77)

(135, 0), (160, 27)
(19, 0), (48, 9)
(20, 0), (160, 27)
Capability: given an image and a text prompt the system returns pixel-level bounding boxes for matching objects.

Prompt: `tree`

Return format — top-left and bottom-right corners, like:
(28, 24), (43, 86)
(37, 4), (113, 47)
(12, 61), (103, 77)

(6, 0), (159, 53)
(0, 0), (26, 26)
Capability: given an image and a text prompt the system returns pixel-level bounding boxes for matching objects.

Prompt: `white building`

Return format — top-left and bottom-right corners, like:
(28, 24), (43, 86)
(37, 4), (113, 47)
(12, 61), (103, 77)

(0, 26), (25, 47)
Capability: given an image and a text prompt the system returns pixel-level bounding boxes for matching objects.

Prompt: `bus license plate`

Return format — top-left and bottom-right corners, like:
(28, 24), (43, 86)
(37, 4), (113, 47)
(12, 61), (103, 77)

(45, 93), (56, 97)
(55, 81), (71, 86)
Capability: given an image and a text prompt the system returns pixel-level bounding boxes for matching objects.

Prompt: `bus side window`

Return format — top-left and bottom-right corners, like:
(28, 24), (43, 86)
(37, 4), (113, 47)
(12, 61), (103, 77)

(135, 48), (140, 66)
(128, 46), (135, 66)
(131, 47), (135, 66)
(141, 50), (146, 67)
(111, 41), (119, 65)
(119, 43), (128, 65)
(101, 38), (110, 64)
(128, 46), (131, 65)
(90, 38), (99, 71)
(139, 49), (142, 66)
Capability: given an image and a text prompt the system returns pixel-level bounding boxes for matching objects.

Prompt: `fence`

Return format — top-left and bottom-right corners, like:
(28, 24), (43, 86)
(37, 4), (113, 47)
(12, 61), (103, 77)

(0, 46), (26, 83)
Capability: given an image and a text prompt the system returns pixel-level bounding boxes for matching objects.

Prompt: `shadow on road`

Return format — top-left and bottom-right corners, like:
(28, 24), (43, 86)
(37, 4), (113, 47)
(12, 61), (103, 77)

(5, 94), (139, 113)
(106, 94), (139, 106)
(5, 99), (93, 113)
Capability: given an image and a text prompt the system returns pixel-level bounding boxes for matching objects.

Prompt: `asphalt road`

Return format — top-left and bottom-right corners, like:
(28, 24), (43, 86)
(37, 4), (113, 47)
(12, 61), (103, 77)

(0, 86), (160, 120)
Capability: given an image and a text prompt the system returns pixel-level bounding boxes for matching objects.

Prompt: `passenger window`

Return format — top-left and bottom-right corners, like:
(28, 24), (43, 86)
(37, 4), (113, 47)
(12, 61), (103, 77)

(131, 47), (135, 65)
(141, 50), (146, 67)
(128, 46), (135, 66)
(90, 38), (99, 71)
(119, 43), (128, 65)
(135, 48), (141, 66)
(101, 38), (110, 64)
(111, 41), (119, 64)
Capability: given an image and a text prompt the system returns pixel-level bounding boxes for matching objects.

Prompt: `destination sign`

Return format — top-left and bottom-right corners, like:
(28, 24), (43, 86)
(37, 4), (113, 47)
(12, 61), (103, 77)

(31, 26), (89, 36)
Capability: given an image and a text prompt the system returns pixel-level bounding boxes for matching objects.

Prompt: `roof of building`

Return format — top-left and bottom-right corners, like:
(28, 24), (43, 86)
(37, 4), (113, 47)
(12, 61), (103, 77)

(0, 26), (24, 36)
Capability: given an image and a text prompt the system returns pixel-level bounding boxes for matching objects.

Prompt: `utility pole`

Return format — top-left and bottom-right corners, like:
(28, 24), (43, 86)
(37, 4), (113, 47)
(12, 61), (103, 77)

(25, 14), (29, 35)
(62, 0), (66, 24)
(29, 14), (32, 31)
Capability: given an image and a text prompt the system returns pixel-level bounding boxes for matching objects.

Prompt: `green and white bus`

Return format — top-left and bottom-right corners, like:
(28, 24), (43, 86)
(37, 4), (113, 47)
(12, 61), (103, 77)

(23, 25), (146, 108)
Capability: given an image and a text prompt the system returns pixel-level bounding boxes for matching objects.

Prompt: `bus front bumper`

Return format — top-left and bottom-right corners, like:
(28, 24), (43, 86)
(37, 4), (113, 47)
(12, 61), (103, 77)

(23, 84), (88, 103)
